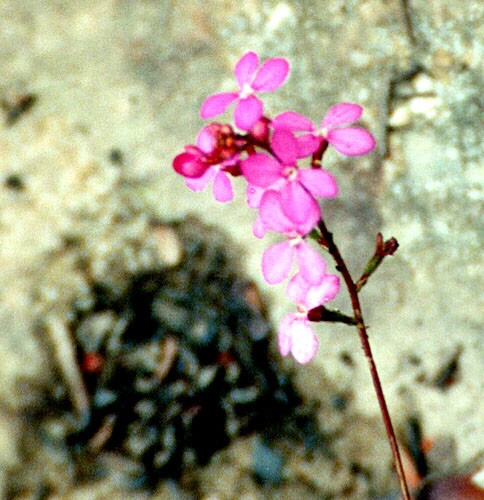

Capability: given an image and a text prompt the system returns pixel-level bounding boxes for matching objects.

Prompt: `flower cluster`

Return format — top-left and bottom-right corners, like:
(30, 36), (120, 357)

(173, 52), (375, 364)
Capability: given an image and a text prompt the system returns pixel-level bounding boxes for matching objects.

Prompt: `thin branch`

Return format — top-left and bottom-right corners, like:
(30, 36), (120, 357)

(316, 218), (411, 500)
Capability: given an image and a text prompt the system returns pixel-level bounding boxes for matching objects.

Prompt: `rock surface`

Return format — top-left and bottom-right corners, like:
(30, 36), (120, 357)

(0, 1), (482, 498)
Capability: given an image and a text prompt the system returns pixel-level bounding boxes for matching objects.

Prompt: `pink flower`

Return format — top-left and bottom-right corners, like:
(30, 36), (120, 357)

(200, 51), (290, 131)
(278, 272), (340, 364)
(258, 190), (325, 285)
(259, 189), (318, 236)
(278, 312), (319, 364)
(173, 145), (209, 179)
(286, 272), (340, 310)
(246, 183), (267, 209)
(184, 167), (234, 202)
(173, 124), (241, 202)
(262, 240), (326, 285)
(241, 128), (338, 224)
(272, 103), (376, 156)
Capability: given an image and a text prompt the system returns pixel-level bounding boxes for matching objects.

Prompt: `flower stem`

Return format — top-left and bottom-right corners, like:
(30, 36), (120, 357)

(317, 218), (411, 500)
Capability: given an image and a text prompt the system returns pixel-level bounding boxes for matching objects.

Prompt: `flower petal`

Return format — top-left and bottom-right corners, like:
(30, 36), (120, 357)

(279, 181), (320, 230)
(271, 128), (298, 165)
(234, 95), (263, 130)
(272, 111), (314, 132)
(200, 92), (238, 119)
(321, 102), (363, 128)
(305, 274), (340, 308)
(262, 241), (294, 284)
(173, 152), (206, 178)
(253, 214), (268, 239)
(278, 313), (296, 356)
(327, 127), (376, 156)
(290, 318), (319, 364)
(298, 168), (338, 198)
(246, 183), (265, 208)
(296, 134), (322, 158)
(234, 51), (259, 87)
(241, 153), (283, 187)
(213, 170), (234, 202)
(259, 190), (294, 234)
(296, 242), (326, 285)
(196, 126), (217, 154)
(252, 57), (290, 92)
(286, 272), (311, 305)
(185, 167), (216, 191)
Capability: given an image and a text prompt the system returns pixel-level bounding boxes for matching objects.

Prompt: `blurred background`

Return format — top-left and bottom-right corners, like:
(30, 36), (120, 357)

(0, 1), (482, 498)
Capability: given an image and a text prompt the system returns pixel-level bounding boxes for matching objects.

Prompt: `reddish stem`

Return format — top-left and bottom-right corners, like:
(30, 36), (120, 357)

(317, 218), (411, 500)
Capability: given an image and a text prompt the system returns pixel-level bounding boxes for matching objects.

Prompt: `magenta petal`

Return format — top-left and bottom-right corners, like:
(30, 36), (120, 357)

(234, 51), (259, 87)
(290, 319), (318, 364)
(278, 313), (296, 356)
(262, 241), (294, 284)
(252, 57), (290, 92)
(296, 242), (326, 285)
(327, 127), (376, 156)
(272, 111), (314, 132)
(305, 274), (340, 309)
(213, 170), (234, 202)
(196, 127), (217, 154)
(200, 92), (238, 119)
(298, 168), (338, 198)
(234, 95), (263, 130)
(253, 214), (268, 239)
(173, 152), (206, 178)
(296, 134), (322, 158)
(241, 153), (283, 187)
(259, 190), (294, 234)
(286, 273), (311, 305)
(185, 167), (216, 191)
(185, 145), (200, 156)
(279, 181), (320, 229)
(321, 102), (363, 128)
(246, 183), (265, 208)
(271, 128), (298, 165)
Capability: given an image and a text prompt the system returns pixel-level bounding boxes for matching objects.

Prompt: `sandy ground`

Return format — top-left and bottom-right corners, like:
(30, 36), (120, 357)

(0, 1), (482, 498)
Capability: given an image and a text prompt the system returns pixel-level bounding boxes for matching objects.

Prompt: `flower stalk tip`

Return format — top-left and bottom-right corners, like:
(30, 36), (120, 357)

(356, 233), (400, 292)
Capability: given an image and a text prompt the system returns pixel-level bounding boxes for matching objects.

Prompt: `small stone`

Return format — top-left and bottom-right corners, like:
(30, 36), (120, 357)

(152, 225), (183, 267)
(124, 425), (157, 458)
(93, 388), (118, 408)
(229, 386), (259, 405)
(412, 73), (436, 94)
(4, 174), (24, 191)
(134, 399), (157, 420)
(409, 96), (441, 119)
(253, 438), (284, 486)
(388, 105), (412, 128)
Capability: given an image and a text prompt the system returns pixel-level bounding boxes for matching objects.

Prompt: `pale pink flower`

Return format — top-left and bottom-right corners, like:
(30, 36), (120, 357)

(278, 272), (340, 364)
(262, 240), (326, 285)
(286, 272), (340, 310)
(258, 190), (325, 285)
(246, 183), (266, 209)
(200, 51), (289, 131)
(241, 128), (338, 224)
(272, 103), (376, 156)
(278, 312), (319, 364)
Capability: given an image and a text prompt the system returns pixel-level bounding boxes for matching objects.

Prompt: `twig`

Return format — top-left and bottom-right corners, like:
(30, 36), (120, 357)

(45, 317), (90, 421)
